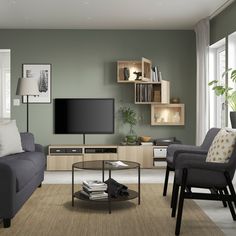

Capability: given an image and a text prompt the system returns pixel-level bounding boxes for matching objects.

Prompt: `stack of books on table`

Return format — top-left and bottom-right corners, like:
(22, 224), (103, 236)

(80, 180), (108, 200)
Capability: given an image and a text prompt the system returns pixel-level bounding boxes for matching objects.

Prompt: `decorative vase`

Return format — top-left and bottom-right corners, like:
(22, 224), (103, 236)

(230, 111), (236, 128)
(124, 67), (130, 80)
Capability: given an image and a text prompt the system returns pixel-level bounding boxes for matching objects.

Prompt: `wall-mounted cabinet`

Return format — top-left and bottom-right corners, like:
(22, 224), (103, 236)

(151, 104), (185, 126)
(117, 56), (184, 126)
(117, 57), (152, 83)
(134, 80), (170, 104)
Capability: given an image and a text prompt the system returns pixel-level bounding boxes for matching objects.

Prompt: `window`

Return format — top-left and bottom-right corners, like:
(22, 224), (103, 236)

(228, 32), (236, 126)
(209, 39), (226, 128)
(0, 49), (11, 118)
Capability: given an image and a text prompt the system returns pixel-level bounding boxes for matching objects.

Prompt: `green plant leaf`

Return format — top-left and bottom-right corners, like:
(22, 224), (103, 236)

(208, 80), (218, 86)
(228, 91), (236, 111)
(231, 70), (236, 82)
(222, 68), (232, 78)
(212, 86), (225, 96)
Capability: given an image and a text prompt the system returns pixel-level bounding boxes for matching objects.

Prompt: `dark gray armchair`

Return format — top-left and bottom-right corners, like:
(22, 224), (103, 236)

(163, 128), (220, 197)
(172, 147), (236, 235)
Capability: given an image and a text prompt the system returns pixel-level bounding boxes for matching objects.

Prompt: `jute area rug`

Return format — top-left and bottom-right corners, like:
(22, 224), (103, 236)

(0, 184), (223, 236)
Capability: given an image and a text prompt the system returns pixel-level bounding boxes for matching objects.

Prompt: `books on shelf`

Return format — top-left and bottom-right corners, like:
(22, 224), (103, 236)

(151, 66), (162, 83)
(83, 180), (106, 187)
(135, 84), (153, 103)
(81, 180), (108, 200)
(83, 184), (107, 192)
(80, 190), (108, 200)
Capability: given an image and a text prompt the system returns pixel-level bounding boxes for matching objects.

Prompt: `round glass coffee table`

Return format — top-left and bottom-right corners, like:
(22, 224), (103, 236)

(72, 160), (140, 213)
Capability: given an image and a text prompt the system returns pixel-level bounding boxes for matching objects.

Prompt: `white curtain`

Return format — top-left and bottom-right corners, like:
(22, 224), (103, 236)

(195, 18), (210, 145)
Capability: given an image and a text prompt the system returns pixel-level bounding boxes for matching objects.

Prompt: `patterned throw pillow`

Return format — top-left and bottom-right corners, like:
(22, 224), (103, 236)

(206, 128), (236, 163)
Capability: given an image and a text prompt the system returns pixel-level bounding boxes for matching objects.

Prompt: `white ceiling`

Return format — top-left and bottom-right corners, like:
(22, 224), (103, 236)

(0, 0), (233, 30)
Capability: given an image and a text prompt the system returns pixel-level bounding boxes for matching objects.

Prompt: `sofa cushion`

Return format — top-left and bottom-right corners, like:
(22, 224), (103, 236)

(206, 128), (236, 163)
(0, 152), (45, 191)
(20, 133), (35, 152)
(0, 120), (24, 157)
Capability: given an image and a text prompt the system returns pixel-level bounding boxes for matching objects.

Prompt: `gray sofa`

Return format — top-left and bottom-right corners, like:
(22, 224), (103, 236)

(0, 132), (45, 228)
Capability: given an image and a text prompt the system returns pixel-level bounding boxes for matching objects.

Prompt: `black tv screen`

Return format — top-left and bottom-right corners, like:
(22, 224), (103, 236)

(54, 98), (114, 134)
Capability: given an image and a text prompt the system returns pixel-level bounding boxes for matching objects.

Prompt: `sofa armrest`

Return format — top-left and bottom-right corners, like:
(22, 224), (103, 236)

(35, 144), (44, 153)
(0, 163), (16, 218)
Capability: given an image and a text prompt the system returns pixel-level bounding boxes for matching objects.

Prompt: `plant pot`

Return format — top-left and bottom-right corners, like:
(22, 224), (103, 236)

(230, 111), (236, 128)
(126, 135), (137, 144)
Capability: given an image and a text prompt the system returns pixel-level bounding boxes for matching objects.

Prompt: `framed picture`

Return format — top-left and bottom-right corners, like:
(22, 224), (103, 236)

(22, 63), (52, 103)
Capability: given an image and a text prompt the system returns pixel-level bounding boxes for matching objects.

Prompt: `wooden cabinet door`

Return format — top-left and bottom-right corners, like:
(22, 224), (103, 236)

(161, 80), (170, 104)
(142, 57), (152, 81)
(118, 146), (153, 168)
(83, 153), (118, 162)
(47, 155), (83, 171)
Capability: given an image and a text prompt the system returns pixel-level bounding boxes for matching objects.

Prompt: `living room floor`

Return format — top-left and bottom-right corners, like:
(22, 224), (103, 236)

(44, 169), (236, 236)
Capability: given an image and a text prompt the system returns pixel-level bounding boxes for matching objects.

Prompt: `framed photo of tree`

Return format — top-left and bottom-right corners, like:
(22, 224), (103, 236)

(22, 63), (52, 103)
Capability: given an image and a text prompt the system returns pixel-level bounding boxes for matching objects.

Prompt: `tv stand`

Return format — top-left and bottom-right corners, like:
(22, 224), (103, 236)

(83, 134), (86, 145)
(47, 144), (166, 170)
(47, 144), (118, 170)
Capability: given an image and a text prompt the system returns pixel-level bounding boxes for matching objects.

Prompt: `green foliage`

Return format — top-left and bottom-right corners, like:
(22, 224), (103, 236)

(120, 106), (137, 134)
(208, 69), (236, 111)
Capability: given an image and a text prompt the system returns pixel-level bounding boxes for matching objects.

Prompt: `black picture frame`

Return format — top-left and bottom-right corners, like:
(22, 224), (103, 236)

(22, 63), (52, 104)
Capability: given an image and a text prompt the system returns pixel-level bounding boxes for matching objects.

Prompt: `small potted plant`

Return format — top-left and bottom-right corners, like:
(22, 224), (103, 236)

(208, 68), (236, 127)
(120, 106), (138, 144)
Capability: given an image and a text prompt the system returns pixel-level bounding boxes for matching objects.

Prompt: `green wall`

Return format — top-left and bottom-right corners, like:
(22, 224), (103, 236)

(0, 30), (196, 146)
(210, 1), (236, 44)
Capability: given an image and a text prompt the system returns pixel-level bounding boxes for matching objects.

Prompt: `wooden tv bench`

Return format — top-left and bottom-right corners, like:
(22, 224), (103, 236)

(47, 145), (167, 170)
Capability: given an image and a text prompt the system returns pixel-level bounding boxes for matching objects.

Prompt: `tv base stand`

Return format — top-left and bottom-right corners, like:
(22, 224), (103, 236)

(47, 144), (166, 170)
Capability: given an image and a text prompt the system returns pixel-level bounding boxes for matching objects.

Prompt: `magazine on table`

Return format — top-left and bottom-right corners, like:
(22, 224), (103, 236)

(105, 161), (128, 167)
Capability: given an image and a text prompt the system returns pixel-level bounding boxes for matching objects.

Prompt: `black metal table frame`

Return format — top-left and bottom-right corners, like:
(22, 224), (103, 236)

(72, 160), (141, 213)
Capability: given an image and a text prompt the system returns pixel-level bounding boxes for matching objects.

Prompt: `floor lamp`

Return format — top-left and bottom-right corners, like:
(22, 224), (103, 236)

(16, 78), (39, 132)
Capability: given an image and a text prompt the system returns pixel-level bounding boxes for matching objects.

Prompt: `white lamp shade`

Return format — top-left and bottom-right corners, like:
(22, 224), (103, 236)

(16, 78), (39, 96)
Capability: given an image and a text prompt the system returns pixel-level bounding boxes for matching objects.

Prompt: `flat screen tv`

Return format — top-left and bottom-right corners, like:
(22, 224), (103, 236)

(54, 98), (114, 134)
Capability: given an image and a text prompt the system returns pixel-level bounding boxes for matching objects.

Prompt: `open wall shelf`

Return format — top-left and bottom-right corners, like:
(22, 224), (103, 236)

(117, 57), (184, 126)
(151, 104), (185, 126)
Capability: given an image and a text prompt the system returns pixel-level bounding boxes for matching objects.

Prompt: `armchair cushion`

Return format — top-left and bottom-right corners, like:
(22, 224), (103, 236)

(206, 128), (236, 163)
(175, 159), (229, 188)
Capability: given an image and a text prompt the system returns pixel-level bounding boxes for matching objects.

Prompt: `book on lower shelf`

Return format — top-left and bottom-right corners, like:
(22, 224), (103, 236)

(81, 180), (108, 200)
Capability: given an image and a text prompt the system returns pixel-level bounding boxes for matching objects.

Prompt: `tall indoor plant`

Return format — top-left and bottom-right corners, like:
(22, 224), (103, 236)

(120, 106), (138, 143)
(209, 68), (236, 127)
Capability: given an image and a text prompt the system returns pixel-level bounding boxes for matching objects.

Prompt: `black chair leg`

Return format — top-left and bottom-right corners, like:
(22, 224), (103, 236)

(223, 188), (236, 221)
(3, 218), (11, 228)
(171, 182), (179, 217)
(218, 189), (227, 208)
(224, 172), (236, 208)
(175, 168), (188, 236)
(171, 177), (176, 208)
(163, 166), (170, 196)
